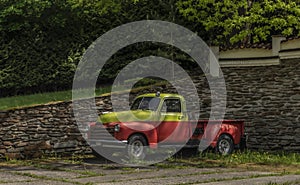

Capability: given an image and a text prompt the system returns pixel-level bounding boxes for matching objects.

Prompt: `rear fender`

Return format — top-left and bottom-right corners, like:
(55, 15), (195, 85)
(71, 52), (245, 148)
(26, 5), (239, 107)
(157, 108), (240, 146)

(203, 122), (242, 147)
(217, 125), (242, 145)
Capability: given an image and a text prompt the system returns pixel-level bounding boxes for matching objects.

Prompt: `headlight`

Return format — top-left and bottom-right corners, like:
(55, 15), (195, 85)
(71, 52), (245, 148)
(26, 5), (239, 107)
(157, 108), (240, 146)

(81, 123), (91, 139)
(81, 124), (91, 132)
(114, 124), (120, 132)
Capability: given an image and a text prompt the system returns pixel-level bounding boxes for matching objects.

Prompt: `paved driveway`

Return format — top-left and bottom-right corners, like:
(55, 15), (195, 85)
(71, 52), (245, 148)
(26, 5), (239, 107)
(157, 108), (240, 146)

(0, 157), (299, 185)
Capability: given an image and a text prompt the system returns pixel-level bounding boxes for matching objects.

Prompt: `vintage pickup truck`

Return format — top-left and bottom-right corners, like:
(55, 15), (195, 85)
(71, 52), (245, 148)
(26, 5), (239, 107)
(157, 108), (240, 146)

(87, 92), (246, 160)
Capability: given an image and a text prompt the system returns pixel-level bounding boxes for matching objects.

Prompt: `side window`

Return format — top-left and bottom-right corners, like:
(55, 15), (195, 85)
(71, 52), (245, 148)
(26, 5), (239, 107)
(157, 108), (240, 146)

(161, 99), (181, 113)
(130, 97), (142, 110)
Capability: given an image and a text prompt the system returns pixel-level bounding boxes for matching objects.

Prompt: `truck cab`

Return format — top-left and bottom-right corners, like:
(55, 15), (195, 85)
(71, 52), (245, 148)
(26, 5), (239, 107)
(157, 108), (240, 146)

(100, 92), (188, 124)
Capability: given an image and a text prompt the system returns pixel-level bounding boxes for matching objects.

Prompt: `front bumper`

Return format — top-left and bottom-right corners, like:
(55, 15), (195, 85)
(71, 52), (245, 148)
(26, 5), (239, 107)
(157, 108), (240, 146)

(88, 139), (128, 149)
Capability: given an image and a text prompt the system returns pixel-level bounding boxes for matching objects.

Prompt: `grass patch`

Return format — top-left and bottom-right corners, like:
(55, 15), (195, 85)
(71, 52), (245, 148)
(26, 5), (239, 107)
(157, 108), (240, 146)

(0, 77), (169, 110)
(13, 171), (93, 185)
(175, 173), (281, 185)
(157, 150), (300, 172)
(196, 150), (300, 167)
(0, 86), (111, 110)
(265, 180), (300, 185)
(1, 155), (105, 179)
(1, 152), (300, 184)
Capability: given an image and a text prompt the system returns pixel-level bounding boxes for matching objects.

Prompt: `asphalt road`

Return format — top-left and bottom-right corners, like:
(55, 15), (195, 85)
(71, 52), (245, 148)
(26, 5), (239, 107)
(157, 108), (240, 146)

(0, 157), (299, 185)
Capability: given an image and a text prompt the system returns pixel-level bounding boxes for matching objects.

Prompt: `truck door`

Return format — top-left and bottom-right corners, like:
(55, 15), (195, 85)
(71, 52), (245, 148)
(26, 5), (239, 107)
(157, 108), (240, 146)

(157, 98), (190, 144)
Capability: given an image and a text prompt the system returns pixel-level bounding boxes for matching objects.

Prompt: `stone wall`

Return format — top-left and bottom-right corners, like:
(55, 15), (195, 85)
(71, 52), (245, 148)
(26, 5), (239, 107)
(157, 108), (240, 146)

(0, 86), (169, 159)
(0, 102), (84, 159)
(223, 59), (300, 151)
(0, 59), (299, 159)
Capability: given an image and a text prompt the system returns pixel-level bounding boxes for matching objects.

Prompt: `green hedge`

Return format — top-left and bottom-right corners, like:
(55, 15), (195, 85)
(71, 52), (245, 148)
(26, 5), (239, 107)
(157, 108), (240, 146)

(0, 0), (196, 97)
(2, 1), (300, 97)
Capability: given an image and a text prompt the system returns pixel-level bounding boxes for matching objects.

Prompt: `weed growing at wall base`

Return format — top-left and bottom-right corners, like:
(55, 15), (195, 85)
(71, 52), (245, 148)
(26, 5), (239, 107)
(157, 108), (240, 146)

(161, 150), (300, 171)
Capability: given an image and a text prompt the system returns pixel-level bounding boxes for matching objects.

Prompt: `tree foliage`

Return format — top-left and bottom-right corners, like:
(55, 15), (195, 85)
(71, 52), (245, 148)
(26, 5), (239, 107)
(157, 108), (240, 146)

(0, 0), (122, 96)
(177, 0), (300, 46)
(1, 0), (300, 96)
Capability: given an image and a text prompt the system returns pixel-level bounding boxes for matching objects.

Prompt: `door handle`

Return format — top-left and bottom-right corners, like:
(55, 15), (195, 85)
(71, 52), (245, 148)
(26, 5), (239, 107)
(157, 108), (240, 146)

(178, 115), (184, 120)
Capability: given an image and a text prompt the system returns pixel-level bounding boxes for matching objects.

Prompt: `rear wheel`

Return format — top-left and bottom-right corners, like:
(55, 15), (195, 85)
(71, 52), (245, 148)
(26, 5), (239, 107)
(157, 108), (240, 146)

(127, 134), (147, 160)
(216, 134), (234, 155)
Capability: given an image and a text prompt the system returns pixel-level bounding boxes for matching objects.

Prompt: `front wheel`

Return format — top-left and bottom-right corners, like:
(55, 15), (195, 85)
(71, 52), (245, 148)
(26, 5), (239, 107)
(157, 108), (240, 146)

(127, 134), (148, 160)
(216, 134), (234, 155)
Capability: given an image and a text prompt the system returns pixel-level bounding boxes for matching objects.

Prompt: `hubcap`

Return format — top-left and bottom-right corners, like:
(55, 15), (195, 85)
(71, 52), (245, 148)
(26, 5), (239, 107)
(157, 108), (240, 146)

(130, 140), (144, 158)
(218, 140), (230, 154)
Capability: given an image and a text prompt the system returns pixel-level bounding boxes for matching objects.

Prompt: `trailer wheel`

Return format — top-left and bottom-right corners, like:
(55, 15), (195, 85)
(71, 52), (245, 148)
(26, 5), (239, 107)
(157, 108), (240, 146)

(127, 134), (147, 160)
(216, 134), (234, 155)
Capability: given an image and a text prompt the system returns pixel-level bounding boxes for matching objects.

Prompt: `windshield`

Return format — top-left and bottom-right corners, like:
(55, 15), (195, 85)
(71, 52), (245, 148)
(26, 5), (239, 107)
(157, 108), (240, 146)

(130, 97), (160, 111)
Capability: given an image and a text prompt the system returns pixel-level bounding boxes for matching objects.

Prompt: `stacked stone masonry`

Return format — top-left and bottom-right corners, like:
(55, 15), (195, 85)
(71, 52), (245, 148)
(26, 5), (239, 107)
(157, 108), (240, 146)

(0, 59), (299, 159)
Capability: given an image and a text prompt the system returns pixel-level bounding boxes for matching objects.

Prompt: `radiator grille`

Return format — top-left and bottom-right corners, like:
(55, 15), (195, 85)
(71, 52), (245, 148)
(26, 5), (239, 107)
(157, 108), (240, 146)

(89, 126), (115, 140)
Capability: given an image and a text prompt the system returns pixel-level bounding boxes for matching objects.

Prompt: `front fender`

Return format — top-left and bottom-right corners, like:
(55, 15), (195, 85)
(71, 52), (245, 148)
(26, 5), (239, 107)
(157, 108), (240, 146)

(115, 122), (159, 149)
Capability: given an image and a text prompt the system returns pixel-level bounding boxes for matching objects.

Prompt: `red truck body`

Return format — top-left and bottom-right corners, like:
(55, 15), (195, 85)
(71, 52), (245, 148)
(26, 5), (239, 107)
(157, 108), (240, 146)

(87, 93), (246, 158)
(88, 120), (245, 148)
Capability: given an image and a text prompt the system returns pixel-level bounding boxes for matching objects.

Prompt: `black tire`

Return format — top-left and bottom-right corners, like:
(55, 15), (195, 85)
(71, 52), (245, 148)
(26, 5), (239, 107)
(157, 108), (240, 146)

(216, 134), (234, 155)
(127, 134), (148, 160)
